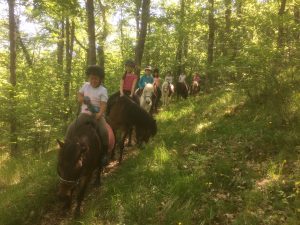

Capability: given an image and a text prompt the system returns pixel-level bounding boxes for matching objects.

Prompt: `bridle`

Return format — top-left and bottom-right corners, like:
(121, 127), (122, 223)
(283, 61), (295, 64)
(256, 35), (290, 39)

(58, 174), (79, 185)
(57, 165), (80, 185)
(142, 89), (153, 102)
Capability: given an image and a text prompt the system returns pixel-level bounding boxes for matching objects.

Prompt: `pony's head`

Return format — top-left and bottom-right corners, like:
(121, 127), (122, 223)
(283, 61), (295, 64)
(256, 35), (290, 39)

(140, 83), (154, 112)
(56, 139), (88, 203)
(142, 83), (154, 103)
(136, 117), (157, 145)
(162, 81), (169, 93)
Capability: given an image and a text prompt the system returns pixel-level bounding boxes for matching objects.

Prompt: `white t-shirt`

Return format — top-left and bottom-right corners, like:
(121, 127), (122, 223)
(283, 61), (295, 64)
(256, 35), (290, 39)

(79, 82), (108, 114)
(165, 75), (173, 83)
(178, 74), (186, 83)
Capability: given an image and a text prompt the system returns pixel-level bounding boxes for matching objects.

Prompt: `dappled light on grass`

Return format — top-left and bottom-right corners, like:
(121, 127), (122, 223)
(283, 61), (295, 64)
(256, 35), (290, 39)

(158, 102), (195, 122)
(151, 145), (170, 171)
(0, 152), (9, 165)
(0, 154), (22, 186)
(195, 121), (212, 133)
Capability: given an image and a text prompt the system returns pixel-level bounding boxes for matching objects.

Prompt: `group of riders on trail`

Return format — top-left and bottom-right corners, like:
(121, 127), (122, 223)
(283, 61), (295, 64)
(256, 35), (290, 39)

(65, 60), (202, 162)
(57, 60), (202, 215)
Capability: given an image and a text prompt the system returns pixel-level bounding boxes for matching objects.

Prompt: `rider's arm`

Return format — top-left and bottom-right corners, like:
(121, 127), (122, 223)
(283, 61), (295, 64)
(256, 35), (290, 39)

(120, 79), (124, 96)
(138, 76), (144, 89)
(78, 92), (84, 104)
(96, 101), (106, 120)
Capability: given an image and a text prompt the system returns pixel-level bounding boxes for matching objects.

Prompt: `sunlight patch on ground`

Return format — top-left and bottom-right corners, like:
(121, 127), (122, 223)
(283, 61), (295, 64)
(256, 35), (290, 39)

(256, 160), (286, 190)
(202, 92), (234, 118)
(158, 103), (195, 121)
(194, 121), (212, 133)
(150, 146), (171, 171)
(0, 152), (9, 167)
(0, 169), (21, 187)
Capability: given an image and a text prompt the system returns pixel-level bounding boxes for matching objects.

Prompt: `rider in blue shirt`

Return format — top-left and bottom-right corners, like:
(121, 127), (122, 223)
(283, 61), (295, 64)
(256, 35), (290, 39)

(138, 66), (154, 90)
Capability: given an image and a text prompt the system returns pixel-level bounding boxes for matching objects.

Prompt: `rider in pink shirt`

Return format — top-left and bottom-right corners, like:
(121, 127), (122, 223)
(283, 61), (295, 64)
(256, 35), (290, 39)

(120, 60), (138, 98)
(193, 72), (201, 83)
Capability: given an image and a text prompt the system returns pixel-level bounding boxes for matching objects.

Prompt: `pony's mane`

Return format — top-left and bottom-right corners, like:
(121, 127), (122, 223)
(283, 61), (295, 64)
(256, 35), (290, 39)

(119, 96), (155, 129)
(143, 83), (154, 94)
(60, 122), (97, 162)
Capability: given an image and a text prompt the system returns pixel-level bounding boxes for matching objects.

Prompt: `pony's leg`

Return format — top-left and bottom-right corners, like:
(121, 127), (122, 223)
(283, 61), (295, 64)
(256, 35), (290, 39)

(127, 127), (133, 146)
(119, 131), (127, 163)
(93, 166), (103, 187)
(109, 128), (117, 160)
(74, 173), (92, 218)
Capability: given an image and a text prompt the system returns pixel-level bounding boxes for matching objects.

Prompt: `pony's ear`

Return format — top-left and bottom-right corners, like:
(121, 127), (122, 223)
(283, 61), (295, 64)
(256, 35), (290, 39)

(57, 139), (64, 149)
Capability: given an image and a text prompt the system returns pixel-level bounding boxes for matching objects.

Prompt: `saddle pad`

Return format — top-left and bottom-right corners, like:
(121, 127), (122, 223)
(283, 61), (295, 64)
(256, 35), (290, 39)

(105, 122), (115, 152)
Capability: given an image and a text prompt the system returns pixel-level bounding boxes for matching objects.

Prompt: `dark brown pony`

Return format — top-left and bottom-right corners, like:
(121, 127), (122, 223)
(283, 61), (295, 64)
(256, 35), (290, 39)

(190, 81), (200, 95)
(151, 85), (161, 114)
(176, 82), (189, 99)
(107, 95), (157, 162)
(107, 91), (139, 145)
(57, 118), (115, 217)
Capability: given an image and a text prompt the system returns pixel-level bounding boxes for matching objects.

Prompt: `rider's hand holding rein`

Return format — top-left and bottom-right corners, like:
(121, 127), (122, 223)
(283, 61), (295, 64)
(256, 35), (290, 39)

(96, 102), (106, 120)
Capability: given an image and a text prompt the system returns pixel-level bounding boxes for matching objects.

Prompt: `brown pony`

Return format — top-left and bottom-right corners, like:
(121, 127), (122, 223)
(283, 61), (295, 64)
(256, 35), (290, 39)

(57, 118), (115, 217)
(176, 82), (189, 99)
(190, 81), (200, 95)
(106, 95), (157, 162)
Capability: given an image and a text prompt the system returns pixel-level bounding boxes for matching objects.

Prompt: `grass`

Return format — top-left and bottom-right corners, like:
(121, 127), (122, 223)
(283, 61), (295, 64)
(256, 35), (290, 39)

(0, 84), (299, 225)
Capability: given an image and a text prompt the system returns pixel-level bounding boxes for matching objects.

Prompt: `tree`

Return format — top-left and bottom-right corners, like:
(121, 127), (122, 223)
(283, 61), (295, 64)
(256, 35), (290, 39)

(97, 0), (109, 70)
(175, 0), (188, 77)
(86, 0), (97, 65)
(277, 0), (287, 50)
(207, 0), (215, 86)
(7, 0), (18, 155)
(223, 0), (232, 57)
(135, 0), (151, 75)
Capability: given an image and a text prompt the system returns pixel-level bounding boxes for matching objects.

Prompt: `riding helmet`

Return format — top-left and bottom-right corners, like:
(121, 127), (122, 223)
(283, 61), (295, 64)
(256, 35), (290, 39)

(124, 59), (136, 67)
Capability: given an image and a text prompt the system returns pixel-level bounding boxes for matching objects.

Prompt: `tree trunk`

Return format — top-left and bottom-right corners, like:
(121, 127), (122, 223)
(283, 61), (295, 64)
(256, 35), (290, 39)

(97, 0), (108, 70)
(57, 18), (65, 77)
(16, 19), (33, 67)
(64, 18), (75, 99)
(231, 0), (242, 61)
(86, 0), (97, 65)
(175, 0), (186, 77)
(223, 0), (231, 57)
(207, 0), (215, 86)
(277, 0), (287, 50)
(135, 0), (142, 40)
(294, 4), (300, 41)
(8, 0), (18, 155)
(135, 0), (151, 76)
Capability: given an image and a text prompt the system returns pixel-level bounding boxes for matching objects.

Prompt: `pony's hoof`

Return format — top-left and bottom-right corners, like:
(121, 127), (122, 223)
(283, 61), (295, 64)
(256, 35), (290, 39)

(118, 157), (123, 164)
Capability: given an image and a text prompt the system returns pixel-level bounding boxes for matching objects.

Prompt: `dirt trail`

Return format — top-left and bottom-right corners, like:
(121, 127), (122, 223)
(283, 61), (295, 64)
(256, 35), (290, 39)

(37, 147), (138, 225)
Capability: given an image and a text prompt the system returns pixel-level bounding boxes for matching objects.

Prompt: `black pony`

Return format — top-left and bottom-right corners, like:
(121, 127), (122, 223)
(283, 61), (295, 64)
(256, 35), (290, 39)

(176, 82), (189, 99)
(106, 95), (157, 162)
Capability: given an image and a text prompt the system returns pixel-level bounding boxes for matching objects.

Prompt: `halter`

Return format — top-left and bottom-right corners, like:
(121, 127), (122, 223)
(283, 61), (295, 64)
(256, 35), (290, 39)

(143, 93), (152, 100)
(58, 175), (78, 184)
(142, 88), (153, 101)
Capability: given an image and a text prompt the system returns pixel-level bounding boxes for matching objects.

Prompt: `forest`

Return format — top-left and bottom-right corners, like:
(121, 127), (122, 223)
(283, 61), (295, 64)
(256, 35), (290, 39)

(0, 0), (300, 224)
